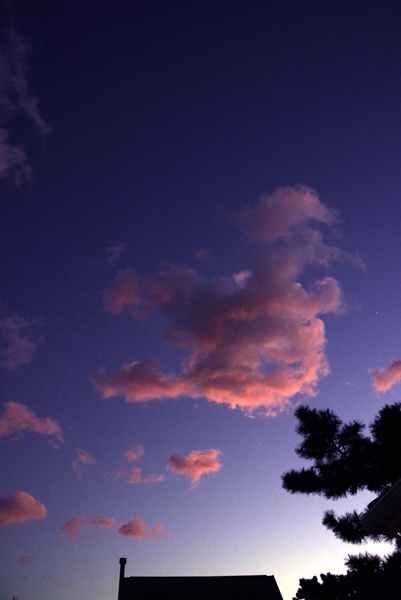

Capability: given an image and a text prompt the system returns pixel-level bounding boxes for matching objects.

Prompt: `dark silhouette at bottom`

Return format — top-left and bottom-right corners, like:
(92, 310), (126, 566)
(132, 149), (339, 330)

(117, 558), (284, 600)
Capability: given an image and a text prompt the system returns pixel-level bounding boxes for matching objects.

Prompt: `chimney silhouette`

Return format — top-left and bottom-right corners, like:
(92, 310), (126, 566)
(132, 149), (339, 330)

(118, 558), (127, 600)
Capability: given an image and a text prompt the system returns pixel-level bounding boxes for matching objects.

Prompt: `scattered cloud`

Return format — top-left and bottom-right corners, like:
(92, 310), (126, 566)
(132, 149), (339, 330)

(94, 187), (357, 416)
(0, 309), (40, 370)
(0, 401), (63, 444)
(104, 243), (125, 268)
(61, 515), (85, 539)
(369, 360), (401, 392)
(90, 516), (117, 529)
(143, 473), (165, 483)
(40, 575), (54, 583)
(118, 518), (164, 539)
(167, 449), (222, 488)
(61, 514), (164, 540)
(0, 25), (52, 184)
(71, 449), (95, 478)
(0, 491), (46, 526)
(125, 444), (144, 462)
(19, 555), (29, 566)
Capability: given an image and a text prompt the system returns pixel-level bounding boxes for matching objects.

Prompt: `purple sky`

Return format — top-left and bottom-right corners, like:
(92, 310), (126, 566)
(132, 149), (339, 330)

(1, 2), (401, 599)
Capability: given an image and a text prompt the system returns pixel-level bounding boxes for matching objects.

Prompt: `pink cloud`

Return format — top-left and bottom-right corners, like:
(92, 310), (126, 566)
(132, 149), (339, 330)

(90, 516), (117, 529)
(0, 491), (46, 526)
(0, 309), (40, 370)
(143, 473), (165, 483)
(72, 449), (95, 478)
(167, 449), (222, 488)
(61, 515), (85, 539)
(194, 248), (211, 261)
(94, 187), (358, 415)
(369, 360), (401, 392)
(118, 518), (164, 539)
(125, 444), (144, 461)
(127, 467), (141, 484)
(0, 401), (63, 444)
(19, 555), (29, 566)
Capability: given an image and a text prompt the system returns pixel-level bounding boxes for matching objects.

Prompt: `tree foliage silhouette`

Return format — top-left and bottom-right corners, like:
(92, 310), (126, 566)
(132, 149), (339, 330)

(282, 403), (401, 546)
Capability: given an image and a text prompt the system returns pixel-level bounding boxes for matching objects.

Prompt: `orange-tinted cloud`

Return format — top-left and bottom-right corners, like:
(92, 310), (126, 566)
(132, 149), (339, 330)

(0, 401), (63, 444)
(19, 555), (29, 566)
(125, 444), (144, 461)
(369, 360), (401, 392)
(72, 449), (95, 478)
(167, 449), (222, 488)
(0, 491), (46, 526)
(94, 187), (358, 415)
(143, 473), (165, 483)
(118, 518), (164, 539)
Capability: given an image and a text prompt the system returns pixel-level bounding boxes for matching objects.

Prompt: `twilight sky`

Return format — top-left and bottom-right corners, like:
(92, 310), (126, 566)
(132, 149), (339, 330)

(1, 2), (401, 599)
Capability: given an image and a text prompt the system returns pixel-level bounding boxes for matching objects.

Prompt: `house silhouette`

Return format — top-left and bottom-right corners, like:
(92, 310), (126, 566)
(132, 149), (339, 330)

(117, 558), (284, 600)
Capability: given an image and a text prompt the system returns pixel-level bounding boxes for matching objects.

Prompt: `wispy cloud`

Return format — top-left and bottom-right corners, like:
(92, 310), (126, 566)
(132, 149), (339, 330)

(19, 555), (29, 566)
(71, 449), (95, 478)
(104, 243), (125, 268)
(118, 519), (164, 539)
(0, 309), (40, 370)
(167, 449), (222, 488)
(125, 444), (144, 461)
(0, 401), (63, 444)
(94, 187), (358, 415)
(143, 473), (165, 483)
(61, 514), (164, 540)
(0, 25), (52, 184)
(0, 491), (46, 526)
(369, 360), (401, 392)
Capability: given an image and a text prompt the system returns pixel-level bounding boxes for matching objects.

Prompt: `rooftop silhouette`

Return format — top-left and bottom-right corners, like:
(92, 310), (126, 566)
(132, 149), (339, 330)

(117, 558), (284, 600)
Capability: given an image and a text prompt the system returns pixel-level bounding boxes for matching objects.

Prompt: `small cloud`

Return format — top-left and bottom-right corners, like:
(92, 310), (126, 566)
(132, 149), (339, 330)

(104, 243), (125, 268)
(125, 444), (144, 462)
(126, 468), (141, 484)
(72, 449), (95, 478)
(116, 467), (141, 484)
(0, 401), (63, 444)
(167, 449), (222, 488)
(143, 473), (165, 483)
(61, 515), (85, 539)
(0, 491), (46, 526)
(19, 555), (29, 566)
(90, 516), (117, 529)
(369, 360), (401, 392)
(194, 248), (210, 261)
(0, 309), (40, 370)
(40, 575), (54, 583)
(118, 518), (164, 539)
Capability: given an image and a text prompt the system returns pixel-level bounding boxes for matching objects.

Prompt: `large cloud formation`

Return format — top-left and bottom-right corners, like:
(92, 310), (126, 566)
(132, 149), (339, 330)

(0, 491), (46, 526)
(0, 401), (63, 444)
(369, 360), (401, 392)
(167, 449), (222, 488)
(94, 187), (356, 415)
